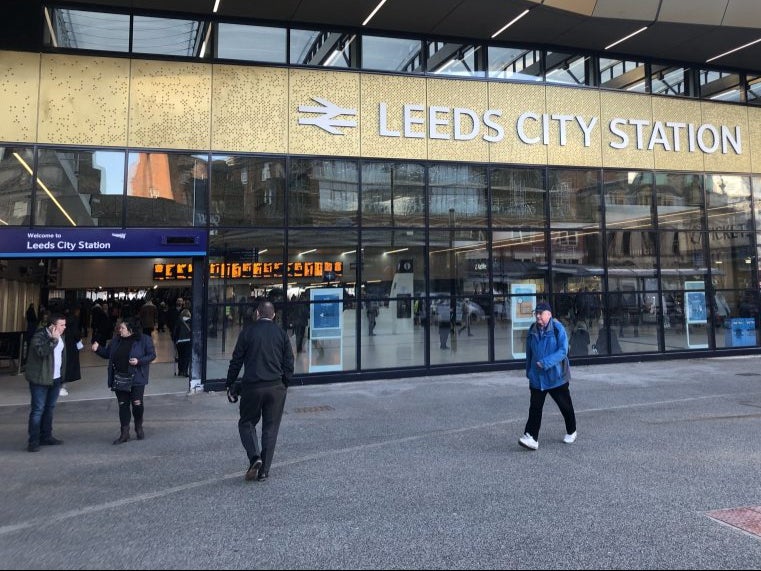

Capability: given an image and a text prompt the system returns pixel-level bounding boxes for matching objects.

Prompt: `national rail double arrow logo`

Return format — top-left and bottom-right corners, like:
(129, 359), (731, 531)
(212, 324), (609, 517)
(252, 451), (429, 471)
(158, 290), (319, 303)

(297, 97), (357, 135)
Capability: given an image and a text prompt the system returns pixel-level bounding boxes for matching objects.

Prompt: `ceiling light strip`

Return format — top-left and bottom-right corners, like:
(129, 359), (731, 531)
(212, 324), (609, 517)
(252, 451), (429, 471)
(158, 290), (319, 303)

(213, 0), (221, 13)
(491, 9), (530, 39)
(362, 0), (389, 26)
(707, 38), (761, 63)
(605, 26), (648, 50)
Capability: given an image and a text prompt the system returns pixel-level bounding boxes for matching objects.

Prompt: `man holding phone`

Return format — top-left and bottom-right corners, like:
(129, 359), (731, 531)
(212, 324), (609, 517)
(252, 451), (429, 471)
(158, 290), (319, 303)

(25, 313), (67, 452)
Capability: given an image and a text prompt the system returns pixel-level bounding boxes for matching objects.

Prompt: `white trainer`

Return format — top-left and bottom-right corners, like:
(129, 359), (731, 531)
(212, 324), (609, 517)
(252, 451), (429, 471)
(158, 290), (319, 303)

(519, 432), (539, 450)
(58, 387), (69, 396)
(563, 431), (577, 444)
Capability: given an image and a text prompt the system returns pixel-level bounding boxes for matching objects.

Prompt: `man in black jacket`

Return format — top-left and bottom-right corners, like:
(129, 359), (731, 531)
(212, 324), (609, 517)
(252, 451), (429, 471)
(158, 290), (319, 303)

(226, 301), (294, 482)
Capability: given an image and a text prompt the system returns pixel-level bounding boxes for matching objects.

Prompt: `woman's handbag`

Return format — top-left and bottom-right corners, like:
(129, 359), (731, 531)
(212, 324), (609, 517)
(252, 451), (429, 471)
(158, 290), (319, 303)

(112, 370), (135, 392)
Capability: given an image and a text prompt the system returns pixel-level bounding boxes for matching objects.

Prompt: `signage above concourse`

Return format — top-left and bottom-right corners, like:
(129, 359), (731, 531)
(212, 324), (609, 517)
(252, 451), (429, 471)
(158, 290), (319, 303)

(298, 96), (742, 156)
(0, 228), (207, 258)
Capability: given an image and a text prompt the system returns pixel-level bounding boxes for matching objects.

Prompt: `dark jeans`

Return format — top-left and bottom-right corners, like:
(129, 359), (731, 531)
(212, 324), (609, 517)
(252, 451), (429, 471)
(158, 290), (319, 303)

(238, 381), (287, 474)
(115, 384), (145, 427)
(28, 378), (62, 445)
(524, 383), (576, 439)
(176, 342), (191, 376)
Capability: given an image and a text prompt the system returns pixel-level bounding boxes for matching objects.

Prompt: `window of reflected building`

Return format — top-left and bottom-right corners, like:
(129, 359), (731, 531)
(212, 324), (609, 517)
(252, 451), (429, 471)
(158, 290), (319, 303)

(210, 155), (284, 227)
(288, 159), (358, 227)
(491, 167), (545, 227)
(359, 229), (426, 369)
(428, 164), (487, 227)
(487, 46), (542, 82)
(361, 162), (425, 227)
(362, 35), (423, 73)
(126, 152), (205, 227)
(34, 148), (125, 227)
(547, 168), (600, 227)
(0, 146), (34, 226)
(653, 172), (705, 231)
(599, 58), (647, 92)
(603, 170), (655, 232)
(217, 23), (286, 62)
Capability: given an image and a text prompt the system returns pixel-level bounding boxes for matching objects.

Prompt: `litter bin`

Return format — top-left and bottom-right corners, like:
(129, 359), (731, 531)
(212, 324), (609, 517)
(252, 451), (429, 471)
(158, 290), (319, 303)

(725, 318), (756, 347)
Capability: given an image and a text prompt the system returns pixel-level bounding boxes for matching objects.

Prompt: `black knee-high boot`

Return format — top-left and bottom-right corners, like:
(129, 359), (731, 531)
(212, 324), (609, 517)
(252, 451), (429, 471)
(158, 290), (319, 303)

(134, 420), (144, 440)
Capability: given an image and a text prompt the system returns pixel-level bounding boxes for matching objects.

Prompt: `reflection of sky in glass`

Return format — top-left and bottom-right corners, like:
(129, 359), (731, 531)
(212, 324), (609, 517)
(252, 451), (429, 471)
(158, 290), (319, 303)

(93, 151), (125, 195)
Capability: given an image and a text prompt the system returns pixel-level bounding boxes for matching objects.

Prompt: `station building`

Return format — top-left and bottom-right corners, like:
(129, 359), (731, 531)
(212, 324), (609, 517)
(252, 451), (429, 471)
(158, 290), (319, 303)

(1, 0), (761, 389)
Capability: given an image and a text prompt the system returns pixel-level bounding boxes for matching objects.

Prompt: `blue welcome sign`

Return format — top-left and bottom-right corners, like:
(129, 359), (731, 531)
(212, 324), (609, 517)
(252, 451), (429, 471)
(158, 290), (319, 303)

(0, 228), (207, 257)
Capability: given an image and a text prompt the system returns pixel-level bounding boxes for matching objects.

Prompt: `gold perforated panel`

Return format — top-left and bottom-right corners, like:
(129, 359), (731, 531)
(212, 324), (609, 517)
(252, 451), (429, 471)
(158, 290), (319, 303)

(487, 82), (548, 166)
(360, 74), (427, 160)
(545, 86), (601, 167)
(289, 69), (360, 157)
(651, 98), (703, 172)
(129, 59), (211, 150)
(600, 91), (654, 170)
(748, 107), (761, 174)
(39, 54), (129, 146)
(701, 101), (751, 174)
(211, 64), (288, 153)
(0, 50), (39, 143)
(426, 78), (489, 163)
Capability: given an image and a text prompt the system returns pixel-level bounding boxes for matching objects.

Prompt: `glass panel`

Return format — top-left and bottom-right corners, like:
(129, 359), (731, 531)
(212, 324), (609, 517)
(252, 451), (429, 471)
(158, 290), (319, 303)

(551, 227), (603, 357)
(598, 291), (660, 354)
(491, 229), (547, 361)
(651, 65), (690, 97)
(426, 41), (483, 77)
(487, 47), (542, 82)
(361, 35), (423, 73)
(661, 288), (711, 352)
(210, 155), (285, 227)
(654, 173), (705, 231)
(545, 52), (587, 86)
(132, 16), (205, 57)
(206, 229), (286, 381)
(599, 58), (647, 92)
(659, 231), (708, 291)
(217, 24), (286, 62)
(359, 229), (426, 369)
(44, 9), (130, 52)
(288, 229), (358, 374)
(428, 164), (487, 227)
(0, 146), (34, 225)
(607, 230), (657, 277)
(290, 29), (356, 67)
(491, 167), (545, 227)
(126, 152), (206, 227)
(713, 289), (758, 348)
(747, 76), (761, 106)
(706, 174), (751, 229)
(547, 168), (600, 227)
(288, 159), (358, 226)
(34, 148), (125, 227)
(429, 230), (488, 365)
(699, 70), (742, 102)
(361, 162), (425, 227)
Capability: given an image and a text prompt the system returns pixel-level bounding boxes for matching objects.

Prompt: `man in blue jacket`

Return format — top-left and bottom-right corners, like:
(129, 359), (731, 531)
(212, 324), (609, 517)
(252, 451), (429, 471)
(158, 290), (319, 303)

(518, 302), (577, 451)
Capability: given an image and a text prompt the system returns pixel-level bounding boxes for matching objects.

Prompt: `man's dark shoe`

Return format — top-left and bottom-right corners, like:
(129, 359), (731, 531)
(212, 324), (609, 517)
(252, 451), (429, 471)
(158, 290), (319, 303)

(41, 437), (63, 445)
(257, 471), (269, 482)
(27, 443), (40, 452)
(245, 457), (262, 481)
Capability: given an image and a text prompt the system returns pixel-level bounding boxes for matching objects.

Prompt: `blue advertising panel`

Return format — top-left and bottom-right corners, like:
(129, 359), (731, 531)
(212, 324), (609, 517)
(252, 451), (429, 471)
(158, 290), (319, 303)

(725, 317), (757, 347)
(0, 228), (207, 257)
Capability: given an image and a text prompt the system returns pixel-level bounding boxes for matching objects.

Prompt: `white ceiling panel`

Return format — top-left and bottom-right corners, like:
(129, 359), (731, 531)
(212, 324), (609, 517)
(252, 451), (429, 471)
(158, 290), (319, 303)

(658, 0), (729, 26)
(592, 0), (660, 21)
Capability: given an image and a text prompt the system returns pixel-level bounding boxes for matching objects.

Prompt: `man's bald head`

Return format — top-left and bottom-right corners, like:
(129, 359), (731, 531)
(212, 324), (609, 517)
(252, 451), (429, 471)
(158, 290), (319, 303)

(257, 301), (275, 320)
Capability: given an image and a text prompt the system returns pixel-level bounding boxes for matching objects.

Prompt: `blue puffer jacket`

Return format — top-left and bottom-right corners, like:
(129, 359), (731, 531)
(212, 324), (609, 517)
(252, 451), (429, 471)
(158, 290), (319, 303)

(525, 318), (569, 391)
(94, 333), (156, 389)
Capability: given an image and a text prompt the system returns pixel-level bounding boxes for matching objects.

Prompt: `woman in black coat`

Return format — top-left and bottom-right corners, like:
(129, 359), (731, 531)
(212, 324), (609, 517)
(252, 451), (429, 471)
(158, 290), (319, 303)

(92, 317), (156, 444)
